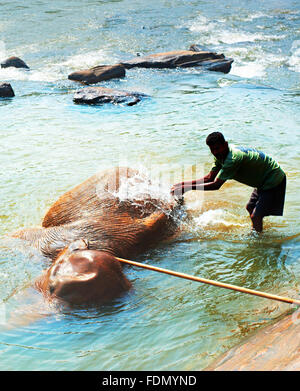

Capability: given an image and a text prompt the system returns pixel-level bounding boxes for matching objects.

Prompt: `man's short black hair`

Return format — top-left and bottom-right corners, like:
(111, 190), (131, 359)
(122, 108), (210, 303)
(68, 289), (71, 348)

(206, 132), (226, 146)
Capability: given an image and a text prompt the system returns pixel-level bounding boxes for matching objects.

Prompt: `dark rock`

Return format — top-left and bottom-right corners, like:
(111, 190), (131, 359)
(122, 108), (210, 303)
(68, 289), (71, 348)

(68, 64), (125, 84)
(200, 58), (234, 73)
(1, 56), (30, 69)
(189, 44), (211, 52)
(0, 82), (15, 97)
(204, 311), (300, 371)
(73, 86), (146, 106)
(120, 50), (233, 73)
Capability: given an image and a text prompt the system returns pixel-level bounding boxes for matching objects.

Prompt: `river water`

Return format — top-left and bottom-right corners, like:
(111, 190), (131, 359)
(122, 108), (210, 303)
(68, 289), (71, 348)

(0, 0), (299, 370)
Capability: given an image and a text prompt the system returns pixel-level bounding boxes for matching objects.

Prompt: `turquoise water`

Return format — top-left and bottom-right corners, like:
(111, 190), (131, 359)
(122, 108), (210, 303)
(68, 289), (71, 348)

(0, 0), (300, 370)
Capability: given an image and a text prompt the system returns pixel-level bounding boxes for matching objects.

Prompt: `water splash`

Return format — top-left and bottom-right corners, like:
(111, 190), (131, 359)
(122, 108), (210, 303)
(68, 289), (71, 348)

(0, 40), (6, 62)
(188, 15), (284, 45)
(0, 47), (117, 83)
(99, 166), (174, 207)
(0, 62), (66, 82)
(62, 48), (117, 70)
(231, 62), (266, 78)
(194, 208), (245, 228)
(114, 171), (173, 204)
(176, 207), (250, 242)
(288, 41), (300, 72)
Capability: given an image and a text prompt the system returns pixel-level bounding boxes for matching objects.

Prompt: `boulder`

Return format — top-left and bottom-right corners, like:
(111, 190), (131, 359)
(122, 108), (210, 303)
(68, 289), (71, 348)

(189, 44), (211, 52)
(196, 58), (233, 73)
(73, 86), (145, 106)
(120, 50), (233, 73)
(188, 44), (233, 73)
(205, 311), (300, 371)
(1, 56), (30, 69)
(68, 64), (126, 84)
(0, 82), (15, 97)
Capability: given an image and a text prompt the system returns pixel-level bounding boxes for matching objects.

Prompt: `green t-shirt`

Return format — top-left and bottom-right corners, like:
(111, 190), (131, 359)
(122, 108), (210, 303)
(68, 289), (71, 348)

(211, 145), (285, 190)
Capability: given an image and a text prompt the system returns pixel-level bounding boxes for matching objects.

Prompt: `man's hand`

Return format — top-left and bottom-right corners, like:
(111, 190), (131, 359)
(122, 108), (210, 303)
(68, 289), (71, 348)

(170, 182), (185, 198)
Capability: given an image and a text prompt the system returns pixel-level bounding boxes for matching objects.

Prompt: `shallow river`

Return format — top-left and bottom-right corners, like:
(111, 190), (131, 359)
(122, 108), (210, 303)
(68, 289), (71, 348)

(0, 0), (299, 370)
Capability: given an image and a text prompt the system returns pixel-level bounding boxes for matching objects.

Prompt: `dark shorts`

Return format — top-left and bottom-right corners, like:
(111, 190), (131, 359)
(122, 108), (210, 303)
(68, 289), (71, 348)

(246, 175), (286, 217)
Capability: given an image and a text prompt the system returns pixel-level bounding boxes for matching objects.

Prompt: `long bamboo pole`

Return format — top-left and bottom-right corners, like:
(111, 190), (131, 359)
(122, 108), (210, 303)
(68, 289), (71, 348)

(115, 256), (300, 306)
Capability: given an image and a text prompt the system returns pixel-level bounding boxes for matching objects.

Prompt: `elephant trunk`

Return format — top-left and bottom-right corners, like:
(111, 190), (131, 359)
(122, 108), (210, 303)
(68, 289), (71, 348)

(12, 225), (78, 260)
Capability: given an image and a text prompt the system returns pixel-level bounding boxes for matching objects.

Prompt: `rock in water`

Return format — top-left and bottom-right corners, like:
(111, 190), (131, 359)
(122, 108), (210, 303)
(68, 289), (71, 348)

(205, 311), (300, 371)
(120, 50), (233, 73)
(68, 64), (126, 84)
(189, 44), (210, 52)
(0, 82), (15, 97)
(1, 56), (30, 69)
(188, 44), (234, 73)
(73, 86), (145, 106)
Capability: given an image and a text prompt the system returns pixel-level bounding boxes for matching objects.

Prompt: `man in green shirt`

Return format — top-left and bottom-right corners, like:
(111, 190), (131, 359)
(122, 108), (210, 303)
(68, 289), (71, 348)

(171, 132), (286, 232)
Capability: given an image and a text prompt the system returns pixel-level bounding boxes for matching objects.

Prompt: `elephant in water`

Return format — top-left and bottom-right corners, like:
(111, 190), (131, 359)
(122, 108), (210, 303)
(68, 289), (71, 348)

(12, 167), (181, 305)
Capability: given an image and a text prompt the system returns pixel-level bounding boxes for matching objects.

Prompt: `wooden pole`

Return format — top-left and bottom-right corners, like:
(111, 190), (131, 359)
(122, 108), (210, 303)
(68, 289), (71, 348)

(115, 256), (300, 306)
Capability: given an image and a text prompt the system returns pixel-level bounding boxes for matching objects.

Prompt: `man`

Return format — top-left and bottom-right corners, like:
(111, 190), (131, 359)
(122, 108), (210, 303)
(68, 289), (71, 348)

(171, 132), (286, 232)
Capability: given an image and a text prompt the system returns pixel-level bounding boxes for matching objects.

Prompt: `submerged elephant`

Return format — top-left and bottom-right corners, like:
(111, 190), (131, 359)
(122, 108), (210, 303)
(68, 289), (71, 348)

(13, 167), (181, 304)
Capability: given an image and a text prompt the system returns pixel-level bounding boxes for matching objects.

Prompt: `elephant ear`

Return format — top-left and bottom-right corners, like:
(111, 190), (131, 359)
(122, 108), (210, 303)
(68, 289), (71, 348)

(42, 167), (139, 228)
(142, 211), (168, 229)
(139, 210), (177, 245)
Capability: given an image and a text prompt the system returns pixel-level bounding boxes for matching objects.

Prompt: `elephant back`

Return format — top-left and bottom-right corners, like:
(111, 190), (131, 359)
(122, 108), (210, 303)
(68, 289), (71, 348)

(42, 167), (138, 228)
(42, 167), (175, 228)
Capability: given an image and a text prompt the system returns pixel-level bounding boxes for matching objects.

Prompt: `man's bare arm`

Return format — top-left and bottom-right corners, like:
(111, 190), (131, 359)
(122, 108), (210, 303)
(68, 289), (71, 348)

(191, 177), (225, 191)
(171, 170), (225, 196)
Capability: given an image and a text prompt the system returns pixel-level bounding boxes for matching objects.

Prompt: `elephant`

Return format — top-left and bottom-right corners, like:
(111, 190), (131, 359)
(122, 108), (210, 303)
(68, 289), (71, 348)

(12, 167), (181, 305)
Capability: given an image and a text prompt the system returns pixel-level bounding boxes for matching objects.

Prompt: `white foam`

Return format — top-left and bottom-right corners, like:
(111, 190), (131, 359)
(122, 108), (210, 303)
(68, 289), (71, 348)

(62, 49), (116, 70)
(288, 41), (300, 72)
(231, 62), (266, 78)
(189, 15), (284, 45)
(0, 41), (6, 62)
(217, 12), (272, 23)
(110, 169), (173, 205)
(241, 12), (271, 22)
(0, 66), (63, 82)
(225, 46), (287, 79)
(194, 209), (245, 228)
(0, 47), (116, 82)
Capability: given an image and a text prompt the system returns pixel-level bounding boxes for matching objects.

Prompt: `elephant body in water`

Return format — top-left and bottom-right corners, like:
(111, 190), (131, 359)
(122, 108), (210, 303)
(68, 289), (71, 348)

(13, 167), (181, 304)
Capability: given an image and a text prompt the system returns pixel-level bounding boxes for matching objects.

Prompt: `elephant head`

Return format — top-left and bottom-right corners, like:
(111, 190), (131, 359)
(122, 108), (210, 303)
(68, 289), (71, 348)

(35, 239), (132, 305)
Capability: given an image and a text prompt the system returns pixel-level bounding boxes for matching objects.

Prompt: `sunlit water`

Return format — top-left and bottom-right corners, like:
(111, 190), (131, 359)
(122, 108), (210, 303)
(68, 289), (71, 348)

(0, 0), (299, 370)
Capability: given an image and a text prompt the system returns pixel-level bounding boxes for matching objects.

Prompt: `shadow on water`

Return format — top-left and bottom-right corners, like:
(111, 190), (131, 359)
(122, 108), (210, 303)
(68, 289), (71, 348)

(0, 97), (14, 106)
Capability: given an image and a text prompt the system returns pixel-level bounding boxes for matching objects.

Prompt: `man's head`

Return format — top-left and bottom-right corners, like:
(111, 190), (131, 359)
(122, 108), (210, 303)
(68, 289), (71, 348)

(206, 132), (229, 161)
